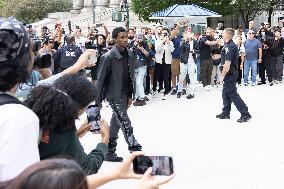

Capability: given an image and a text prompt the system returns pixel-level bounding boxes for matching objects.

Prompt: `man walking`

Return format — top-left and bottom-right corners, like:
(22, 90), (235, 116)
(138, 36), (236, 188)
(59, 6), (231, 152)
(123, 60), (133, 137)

(95, 27), (142, 162)
(216, 28), (252, 123)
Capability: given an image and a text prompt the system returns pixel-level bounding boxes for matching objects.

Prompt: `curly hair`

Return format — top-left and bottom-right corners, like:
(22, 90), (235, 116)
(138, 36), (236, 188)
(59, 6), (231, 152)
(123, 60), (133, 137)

(24, 74), (96, 132)
(24, 85), (80, 132)
(53, 73), (96, 109)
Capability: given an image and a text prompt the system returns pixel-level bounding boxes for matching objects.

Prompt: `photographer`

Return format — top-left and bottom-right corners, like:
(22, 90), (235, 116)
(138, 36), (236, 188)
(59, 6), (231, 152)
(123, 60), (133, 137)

(133, 33), (150, 106)
(24, 74), (109, 175)
(86, 34), (108, 84)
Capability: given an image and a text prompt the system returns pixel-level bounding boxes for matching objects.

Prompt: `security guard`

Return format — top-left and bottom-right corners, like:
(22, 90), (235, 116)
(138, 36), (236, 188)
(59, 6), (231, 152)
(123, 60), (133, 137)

(216, 28), (252, 123)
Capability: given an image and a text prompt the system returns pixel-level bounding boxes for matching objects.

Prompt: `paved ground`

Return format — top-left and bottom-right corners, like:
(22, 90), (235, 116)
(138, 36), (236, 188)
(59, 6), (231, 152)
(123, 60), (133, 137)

(79, 82), (284, 189)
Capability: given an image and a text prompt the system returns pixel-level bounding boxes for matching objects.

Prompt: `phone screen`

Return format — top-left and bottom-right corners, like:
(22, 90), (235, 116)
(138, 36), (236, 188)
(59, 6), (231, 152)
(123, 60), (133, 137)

(133, 155), (174, 176)
(86, 105), (101, 133)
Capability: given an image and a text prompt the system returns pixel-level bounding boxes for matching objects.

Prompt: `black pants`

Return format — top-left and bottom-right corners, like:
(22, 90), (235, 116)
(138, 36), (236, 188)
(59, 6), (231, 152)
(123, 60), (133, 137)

(237, 57), (243, 84)
(259, 55), (273, 83)
(222, 75), (249, 116)
(200, 59), (213, 87)
(153, 63), (171, 94)
(108, 99), (142, 152)
(145, 67), (151, 95)
(153, 63), (163, 92)
(271, 55), (283, 81)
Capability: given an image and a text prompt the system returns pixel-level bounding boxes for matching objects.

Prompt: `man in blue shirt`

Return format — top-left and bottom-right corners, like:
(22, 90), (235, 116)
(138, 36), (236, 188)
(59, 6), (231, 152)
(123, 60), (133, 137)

(243, 30), (262, 86)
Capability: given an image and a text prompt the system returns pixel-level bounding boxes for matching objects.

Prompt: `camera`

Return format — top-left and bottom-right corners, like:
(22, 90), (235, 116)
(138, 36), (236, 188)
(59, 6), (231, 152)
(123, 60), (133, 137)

(76, 26), (80, 29)
(133, 155), (174, 176)
(86, 105), (101, 133)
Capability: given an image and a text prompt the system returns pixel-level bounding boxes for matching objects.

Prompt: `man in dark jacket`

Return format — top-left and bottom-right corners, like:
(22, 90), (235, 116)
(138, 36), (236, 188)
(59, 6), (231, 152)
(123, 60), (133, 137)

(95, 27), (142, 162)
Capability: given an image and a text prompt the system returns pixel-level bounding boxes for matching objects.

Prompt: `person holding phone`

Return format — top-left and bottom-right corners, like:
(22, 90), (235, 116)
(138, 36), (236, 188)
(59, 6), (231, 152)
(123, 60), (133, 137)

(25, 74), (110, 175)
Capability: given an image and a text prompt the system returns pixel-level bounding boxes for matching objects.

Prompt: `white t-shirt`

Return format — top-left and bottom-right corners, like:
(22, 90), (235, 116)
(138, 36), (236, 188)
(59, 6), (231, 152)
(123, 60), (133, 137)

(0, 103), (39, 181)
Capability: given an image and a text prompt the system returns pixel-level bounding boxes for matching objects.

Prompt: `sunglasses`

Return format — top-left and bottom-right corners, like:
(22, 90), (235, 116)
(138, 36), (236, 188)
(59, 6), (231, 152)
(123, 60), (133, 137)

(248, 33), (254, 34)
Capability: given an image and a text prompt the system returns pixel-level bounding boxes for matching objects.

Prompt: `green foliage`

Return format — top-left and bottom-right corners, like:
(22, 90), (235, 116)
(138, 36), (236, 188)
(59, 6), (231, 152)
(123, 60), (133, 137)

(1, 0), (72, 23)
(131, 0), (233, 22)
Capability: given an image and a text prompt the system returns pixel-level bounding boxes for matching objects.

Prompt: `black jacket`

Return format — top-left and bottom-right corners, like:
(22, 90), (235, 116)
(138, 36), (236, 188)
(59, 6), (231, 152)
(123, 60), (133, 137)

(95, 46), (136, 106)
(180, 40), (191, 64)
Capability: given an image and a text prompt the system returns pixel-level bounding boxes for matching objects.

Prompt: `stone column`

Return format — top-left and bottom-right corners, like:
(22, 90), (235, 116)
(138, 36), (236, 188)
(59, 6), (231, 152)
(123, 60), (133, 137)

(109, 0), (121, 7)
(96, 0), (109, 11)
(81, 0), (93, 11)
(70, 0), (84, 14)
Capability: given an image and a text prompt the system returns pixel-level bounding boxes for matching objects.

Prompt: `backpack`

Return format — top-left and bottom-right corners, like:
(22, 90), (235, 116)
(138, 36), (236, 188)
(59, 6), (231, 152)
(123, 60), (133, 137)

(193, 39), (201, 54)
(0, 94), (22, 106)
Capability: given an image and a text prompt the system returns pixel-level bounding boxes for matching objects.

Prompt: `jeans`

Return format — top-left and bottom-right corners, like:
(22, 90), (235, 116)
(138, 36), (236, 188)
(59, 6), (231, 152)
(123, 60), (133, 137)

(135, 66), (147, 100)
(211, 64), (221, 84)
(178, 53), (196, 95)
(194, 54), (201, 81)
(244, 60), (258, 84)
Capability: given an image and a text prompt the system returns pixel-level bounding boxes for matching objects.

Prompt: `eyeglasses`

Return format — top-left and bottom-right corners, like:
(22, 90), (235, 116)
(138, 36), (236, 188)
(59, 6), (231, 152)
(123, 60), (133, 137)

(248, 33), (254, 34)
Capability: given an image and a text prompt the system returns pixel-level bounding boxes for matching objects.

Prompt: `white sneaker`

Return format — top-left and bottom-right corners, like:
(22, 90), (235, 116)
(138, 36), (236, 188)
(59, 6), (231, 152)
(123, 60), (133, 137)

(204, 86), (210, 91)
(162, 94), (168, 100)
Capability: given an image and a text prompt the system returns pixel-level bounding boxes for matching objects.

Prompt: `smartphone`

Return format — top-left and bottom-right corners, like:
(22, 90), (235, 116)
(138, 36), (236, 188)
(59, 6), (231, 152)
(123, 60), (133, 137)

(133, 155), (174, 176)
(88, 52), (98, 65)
(96, 23), (103, 27)
(86, 105), (101, 133)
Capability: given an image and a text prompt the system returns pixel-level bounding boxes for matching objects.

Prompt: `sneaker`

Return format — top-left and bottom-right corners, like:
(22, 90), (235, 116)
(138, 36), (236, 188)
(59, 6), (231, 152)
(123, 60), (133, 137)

(171, 89), (177, 95)
(186, 94), (194, 99)
(133, 99), (146, 106)
(152, 91), (157, 96)
(105, 152), (123, 162)
(162, 94), (168, 100)
(252, 83), (256, 86)
(244, 83), (249, 86)
(237, 114), (252, 123)
(275, 80), (280, 84)
(182, 89), (187, 95)
(216, 113), (230, 119)
(177, 92), (182, 98)
(269, 82), (274, 86)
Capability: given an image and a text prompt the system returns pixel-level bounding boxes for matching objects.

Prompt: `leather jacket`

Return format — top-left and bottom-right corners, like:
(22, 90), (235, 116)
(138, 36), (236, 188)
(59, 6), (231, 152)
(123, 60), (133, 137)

(95, 46), (136, 106)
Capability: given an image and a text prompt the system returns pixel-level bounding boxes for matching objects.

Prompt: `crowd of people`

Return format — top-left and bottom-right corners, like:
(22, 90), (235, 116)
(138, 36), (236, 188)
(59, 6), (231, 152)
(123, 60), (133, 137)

(0, 15), (284, 188)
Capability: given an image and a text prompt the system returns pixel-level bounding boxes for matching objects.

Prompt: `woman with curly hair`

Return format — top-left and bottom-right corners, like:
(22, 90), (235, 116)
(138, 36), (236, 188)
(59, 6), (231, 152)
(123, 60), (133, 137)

(24, 73), (110, 175)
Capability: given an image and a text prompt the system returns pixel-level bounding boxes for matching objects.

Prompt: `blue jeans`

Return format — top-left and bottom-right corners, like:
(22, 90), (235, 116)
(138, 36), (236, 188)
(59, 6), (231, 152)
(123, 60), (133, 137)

(244, 60), (258, 84)
(135, 66), (147, 100)
(194, 54), (201, 81)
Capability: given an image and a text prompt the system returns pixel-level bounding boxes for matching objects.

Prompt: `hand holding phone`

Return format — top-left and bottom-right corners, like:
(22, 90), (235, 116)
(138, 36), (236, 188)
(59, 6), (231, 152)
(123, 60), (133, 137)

(133, 155), (174, 176)
(86, 105), (101, 133)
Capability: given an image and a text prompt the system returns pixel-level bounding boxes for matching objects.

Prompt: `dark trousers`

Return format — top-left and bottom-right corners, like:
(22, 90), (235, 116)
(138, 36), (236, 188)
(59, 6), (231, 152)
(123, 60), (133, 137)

(271, 55), (283, 81)
(222, 75), (249, 116)
(237, 57), (243, 84)
(200, 59), (213, 87)
(145, 67), (151, 95)
(259, 55), (273, 83)
(153, 63), (171, 94)
(153, 63), (163, 92)
(108, 99), (142, 152)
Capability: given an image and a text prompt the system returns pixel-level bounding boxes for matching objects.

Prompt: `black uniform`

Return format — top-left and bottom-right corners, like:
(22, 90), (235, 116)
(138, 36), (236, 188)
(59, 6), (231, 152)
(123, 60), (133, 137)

(220, 40), (250, 119)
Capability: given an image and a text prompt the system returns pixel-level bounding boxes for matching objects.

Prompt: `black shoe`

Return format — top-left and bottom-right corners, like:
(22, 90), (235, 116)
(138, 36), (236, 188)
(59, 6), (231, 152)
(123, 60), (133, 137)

(237, 114), (252, 123)
(177, 92), (182, 98)
(171, 89), (177, 95)
(182, 89), (187, 95)
(216, 113), (230, 119)
(133, 99), (146, 106)
(257, 82), (265, 85)
(105, 152), (123, 162)
(269, 82), (274, 86)
(186, 94), (194, 99)
(143, 96), (149, 101)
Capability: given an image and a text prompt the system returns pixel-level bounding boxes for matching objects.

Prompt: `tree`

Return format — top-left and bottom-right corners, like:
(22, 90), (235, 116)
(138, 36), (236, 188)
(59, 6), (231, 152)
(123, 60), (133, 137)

(131, 0), (233, 22)
(1, 0), (72, 23)
(231, 0), (266, 28)
(262, 0), (284, 24)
